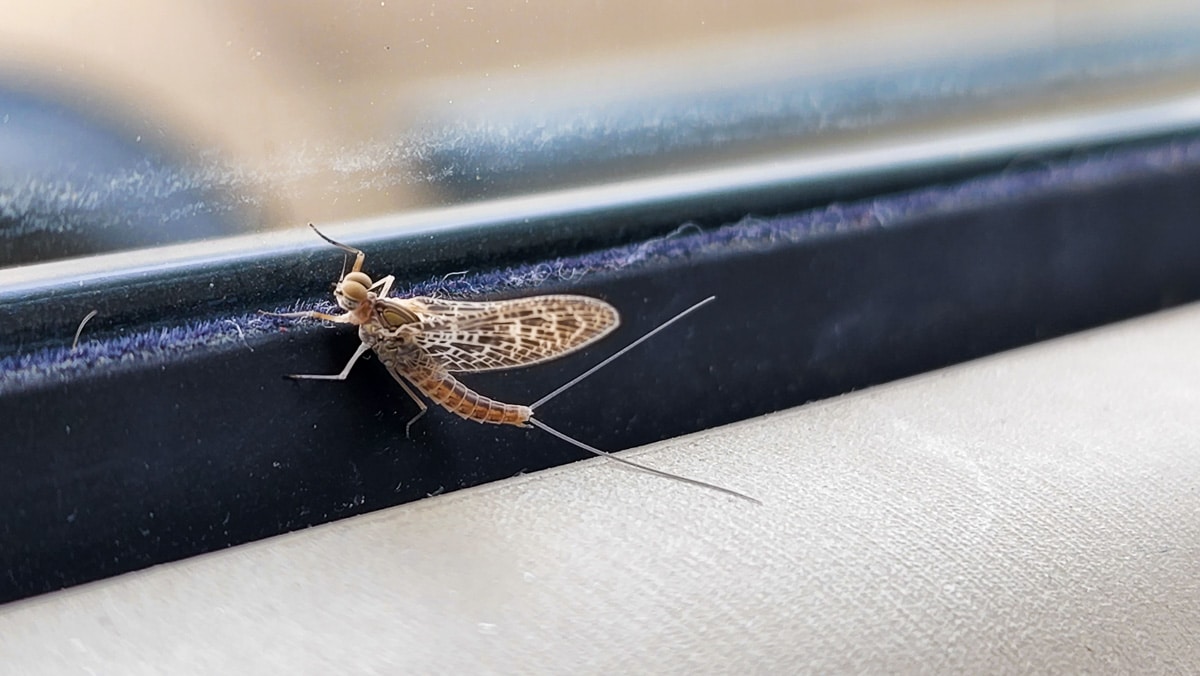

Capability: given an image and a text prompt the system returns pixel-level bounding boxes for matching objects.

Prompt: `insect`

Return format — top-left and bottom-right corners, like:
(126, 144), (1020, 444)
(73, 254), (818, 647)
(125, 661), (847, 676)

(266, 224), (757, 503)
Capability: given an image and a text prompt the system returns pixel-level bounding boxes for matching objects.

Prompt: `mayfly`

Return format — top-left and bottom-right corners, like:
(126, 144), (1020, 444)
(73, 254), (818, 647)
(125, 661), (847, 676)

(266, 224), (757, 503)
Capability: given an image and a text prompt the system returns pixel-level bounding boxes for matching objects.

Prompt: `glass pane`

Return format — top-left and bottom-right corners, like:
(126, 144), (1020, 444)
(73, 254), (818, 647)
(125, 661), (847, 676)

(2, 0), (1200, 267)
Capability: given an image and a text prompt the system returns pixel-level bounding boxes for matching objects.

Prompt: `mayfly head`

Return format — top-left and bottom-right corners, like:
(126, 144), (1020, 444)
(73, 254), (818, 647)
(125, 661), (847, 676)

(308, 223), (376, 313)
(334, 270), (375, 312)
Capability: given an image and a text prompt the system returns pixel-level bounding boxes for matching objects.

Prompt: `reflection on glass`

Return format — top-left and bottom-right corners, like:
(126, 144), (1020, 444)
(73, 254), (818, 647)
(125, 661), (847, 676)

(0, 1), (1199, 267)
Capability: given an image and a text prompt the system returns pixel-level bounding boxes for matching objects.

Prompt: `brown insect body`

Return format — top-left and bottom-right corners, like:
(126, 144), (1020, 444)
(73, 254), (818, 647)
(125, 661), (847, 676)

(358, 294), (619, 427)
(266, 224), (758, 503)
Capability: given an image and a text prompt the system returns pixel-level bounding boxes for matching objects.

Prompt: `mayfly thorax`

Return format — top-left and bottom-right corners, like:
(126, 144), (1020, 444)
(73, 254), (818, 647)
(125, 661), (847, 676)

(264, 224), (757, 503)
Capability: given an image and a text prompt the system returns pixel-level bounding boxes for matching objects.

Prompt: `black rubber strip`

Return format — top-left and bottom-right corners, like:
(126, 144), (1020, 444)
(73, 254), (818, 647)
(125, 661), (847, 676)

(4, 135), (1200, 603)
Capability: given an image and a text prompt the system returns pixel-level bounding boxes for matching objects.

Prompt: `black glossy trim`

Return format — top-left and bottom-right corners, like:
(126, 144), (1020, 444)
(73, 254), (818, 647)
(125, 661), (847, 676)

(5, 135), (1200, 603)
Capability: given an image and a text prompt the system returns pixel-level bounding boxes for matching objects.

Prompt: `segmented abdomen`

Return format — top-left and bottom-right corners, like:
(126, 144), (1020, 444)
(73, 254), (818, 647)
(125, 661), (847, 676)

(390, 349), (532, 426)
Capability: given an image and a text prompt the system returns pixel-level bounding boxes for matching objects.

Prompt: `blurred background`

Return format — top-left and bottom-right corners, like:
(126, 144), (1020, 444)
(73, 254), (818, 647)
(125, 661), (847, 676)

(2, 0), (1200, 266)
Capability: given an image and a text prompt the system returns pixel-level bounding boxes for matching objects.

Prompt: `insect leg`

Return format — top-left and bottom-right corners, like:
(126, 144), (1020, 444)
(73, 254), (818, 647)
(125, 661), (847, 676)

(288, 341), (371, 380)
(372, 275), (396, 298)
(383, 368), (430, 438)
(259, 309), (357, 323)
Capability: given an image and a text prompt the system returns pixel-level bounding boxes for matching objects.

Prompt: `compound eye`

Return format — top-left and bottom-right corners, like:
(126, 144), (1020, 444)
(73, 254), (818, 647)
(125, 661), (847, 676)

(339, 271), (374, 303)
(340, 279), (368, 302)
(344, 271), (373, 289)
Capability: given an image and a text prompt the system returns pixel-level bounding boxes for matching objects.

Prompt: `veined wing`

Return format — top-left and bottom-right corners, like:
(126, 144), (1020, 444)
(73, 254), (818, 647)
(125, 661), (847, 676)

(398, 294), (620, 373)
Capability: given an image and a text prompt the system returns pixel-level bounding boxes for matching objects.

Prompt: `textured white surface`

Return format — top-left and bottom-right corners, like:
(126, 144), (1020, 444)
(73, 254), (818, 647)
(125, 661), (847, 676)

(5, 305), (1200, 673)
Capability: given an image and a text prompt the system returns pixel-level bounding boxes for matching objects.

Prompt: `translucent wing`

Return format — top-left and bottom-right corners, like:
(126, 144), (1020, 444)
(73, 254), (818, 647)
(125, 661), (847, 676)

(394, 294), (620, 373)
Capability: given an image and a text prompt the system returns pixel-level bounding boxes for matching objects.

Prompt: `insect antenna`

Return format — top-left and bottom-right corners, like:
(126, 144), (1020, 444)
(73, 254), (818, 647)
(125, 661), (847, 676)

(308, 223), (366, 273)
(528, 296), (759, 504)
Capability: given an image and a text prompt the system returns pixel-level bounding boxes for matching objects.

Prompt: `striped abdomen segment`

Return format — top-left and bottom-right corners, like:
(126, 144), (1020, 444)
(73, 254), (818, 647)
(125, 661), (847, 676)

(399, 352), (532, 426)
